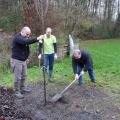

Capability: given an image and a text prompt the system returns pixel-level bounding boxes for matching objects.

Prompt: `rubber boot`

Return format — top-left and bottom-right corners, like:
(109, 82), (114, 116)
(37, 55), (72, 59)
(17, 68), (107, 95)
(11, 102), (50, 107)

(20, 78), (31, 93)
(48, 71), (53, 82)
(14, 82), (24, 99)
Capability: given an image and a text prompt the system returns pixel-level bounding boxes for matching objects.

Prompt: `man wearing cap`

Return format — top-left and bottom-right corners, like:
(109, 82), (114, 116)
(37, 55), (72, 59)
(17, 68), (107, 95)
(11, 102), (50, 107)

(72, 49), (95, 85)
(11, 26), (41, 98)
(38, 27), (57, 82)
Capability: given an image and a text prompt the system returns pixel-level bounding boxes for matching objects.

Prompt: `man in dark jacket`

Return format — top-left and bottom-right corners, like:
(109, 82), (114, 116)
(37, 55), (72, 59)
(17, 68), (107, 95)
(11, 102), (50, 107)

(72, 49), (95, 85)
(11, 26), (40, 98)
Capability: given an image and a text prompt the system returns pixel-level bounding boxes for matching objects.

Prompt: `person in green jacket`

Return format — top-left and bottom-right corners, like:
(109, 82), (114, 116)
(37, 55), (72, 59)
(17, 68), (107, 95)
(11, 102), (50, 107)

(38, 27), (57, 81)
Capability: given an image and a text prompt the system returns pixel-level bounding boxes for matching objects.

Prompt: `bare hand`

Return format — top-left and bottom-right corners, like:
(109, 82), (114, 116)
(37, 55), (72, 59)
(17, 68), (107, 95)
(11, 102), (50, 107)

(37, 35), (44, 41)
(26, 59), (30, 64)
(38, 54), (42, 59)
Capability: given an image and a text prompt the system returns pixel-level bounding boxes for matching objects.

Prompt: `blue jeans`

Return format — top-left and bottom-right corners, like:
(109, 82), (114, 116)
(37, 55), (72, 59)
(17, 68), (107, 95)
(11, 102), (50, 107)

(43, 54), (54, 74)
(77, 66), (95, 85)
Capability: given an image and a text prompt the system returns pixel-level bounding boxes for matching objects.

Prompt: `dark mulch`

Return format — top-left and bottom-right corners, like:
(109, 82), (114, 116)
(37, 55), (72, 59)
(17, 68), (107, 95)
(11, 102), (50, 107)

(0, 87), (33, 120)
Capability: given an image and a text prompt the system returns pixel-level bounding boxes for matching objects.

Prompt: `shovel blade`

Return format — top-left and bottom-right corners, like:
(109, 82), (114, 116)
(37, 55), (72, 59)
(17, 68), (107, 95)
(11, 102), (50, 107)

(51, 93), (63, 103)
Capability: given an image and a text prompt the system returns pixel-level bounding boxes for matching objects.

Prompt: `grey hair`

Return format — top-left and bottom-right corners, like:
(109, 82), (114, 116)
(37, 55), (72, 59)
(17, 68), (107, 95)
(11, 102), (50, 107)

(73, 49), (81, 54)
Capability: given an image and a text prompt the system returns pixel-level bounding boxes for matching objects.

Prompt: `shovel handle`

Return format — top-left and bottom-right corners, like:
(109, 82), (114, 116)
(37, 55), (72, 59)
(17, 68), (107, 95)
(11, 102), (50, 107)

(60, 79), (76, 95)
(60, 74), (82, 95)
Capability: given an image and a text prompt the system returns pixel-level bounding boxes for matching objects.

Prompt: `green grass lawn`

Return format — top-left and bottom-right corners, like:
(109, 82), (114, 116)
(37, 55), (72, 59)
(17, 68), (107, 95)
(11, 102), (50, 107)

(0, 39), (120, 94)
(80, 39), (120, 90)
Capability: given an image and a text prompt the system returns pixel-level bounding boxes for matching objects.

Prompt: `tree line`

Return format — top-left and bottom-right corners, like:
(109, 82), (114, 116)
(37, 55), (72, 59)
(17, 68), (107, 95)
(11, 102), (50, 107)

(0, 0), (120, 40)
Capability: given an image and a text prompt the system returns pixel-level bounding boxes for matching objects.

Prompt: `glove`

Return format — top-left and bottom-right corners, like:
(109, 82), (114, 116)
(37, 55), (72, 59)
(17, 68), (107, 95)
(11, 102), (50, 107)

(37, 35), (44, 41)
(38, 54), (41, 59)
(54, 54), (58, 60)
(80, 70), (84, 75)
(75, 74), (79, 80)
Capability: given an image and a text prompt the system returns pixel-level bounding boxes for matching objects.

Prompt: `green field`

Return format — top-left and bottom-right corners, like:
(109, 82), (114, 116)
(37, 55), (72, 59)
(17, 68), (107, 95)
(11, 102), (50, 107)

(80, 39), (120, 91)
(0, 39), (120, 94)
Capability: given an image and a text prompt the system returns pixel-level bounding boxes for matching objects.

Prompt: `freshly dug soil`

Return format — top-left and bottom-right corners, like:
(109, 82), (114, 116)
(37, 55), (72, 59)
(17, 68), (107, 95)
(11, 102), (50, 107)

(0, 83), (120, 120)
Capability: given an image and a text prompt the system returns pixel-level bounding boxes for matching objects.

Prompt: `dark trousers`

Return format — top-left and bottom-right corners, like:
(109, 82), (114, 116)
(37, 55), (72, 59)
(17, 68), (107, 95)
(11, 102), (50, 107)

(77, 66), (95, 85)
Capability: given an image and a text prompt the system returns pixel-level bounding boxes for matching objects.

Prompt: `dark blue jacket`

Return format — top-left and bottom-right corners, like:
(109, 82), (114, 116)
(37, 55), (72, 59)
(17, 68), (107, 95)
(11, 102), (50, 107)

(11, 33), (38, 61)
(72, 50), (93, 74)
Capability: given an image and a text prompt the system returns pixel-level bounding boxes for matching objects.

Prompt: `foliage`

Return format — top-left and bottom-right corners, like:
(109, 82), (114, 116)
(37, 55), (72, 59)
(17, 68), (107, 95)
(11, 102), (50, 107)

(0, 37), (11, 74)
(92, 23), (113, 39)
(0, 1), (24, 33)
(0, 0), (120, 40)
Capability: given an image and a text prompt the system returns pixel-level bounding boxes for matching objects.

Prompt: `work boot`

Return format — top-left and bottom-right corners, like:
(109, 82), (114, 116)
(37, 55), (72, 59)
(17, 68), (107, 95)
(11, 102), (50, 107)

(78, 83), (83, 86)
(15, 91), (24, 99)
(91, 79), (96, 83)
(14, 82), (24, 99)
(78, 80), (83, 86)
(20, 78), (31, 93)
(21, 87), (31, 93)
(90, 79), (96, 88)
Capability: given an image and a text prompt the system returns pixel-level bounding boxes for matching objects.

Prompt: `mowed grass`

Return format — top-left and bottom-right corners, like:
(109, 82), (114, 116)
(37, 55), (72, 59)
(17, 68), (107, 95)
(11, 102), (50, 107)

(0, 39), (120, 94)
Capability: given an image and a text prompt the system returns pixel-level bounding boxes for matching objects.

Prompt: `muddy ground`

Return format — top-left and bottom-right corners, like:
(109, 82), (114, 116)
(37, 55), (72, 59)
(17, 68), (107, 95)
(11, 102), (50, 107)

(0, 83), (120, 120)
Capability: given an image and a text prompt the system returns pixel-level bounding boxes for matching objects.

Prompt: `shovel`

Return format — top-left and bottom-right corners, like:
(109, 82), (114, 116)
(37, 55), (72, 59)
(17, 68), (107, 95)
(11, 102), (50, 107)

(51, 74), (82, 103)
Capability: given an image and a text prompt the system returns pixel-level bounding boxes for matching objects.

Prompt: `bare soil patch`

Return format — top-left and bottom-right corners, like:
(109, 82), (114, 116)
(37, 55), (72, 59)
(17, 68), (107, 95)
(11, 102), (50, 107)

(0, 83), (120, 120)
